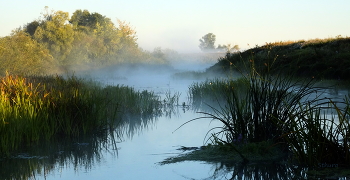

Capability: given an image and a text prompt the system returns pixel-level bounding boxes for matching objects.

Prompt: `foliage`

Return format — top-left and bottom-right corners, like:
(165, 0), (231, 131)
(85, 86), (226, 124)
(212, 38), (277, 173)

(186, 53), (350, 167)
(199, 33), (239, 53)
(33, 10), (75, 64)
(0, 7), (171, 75)
(0, 31), (53, 75)
(217, 44), (240, 53)
(70, 9), (112, 32)
(0, 74), (166, 156)
(199, 33), (216, 52)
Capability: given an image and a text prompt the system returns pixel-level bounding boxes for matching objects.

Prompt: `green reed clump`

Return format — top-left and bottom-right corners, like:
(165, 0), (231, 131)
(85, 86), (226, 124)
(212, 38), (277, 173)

(185, 54), (350, 167)
(0, 74), (109, 155)
(281, 100), (350, 167)
(188, 77), (248, 111)
(102, 85), (163, 123)
(0, 74), (163, 156)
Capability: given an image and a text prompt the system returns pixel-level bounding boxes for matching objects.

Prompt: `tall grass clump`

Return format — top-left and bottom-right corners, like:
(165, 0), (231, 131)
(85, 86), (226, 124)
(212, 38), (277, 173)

(281, 98), (350, 167)
(188, 77), (248, 112)
(0, 74), (109, 155)
(187, 52), (350, 167)
(0, 73), (164, 156)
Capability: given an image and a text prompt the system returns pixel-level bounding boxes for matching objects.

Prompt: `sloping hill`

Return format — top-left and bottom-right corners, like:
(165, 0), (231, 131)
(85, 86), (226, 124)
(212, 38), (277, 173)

(207, 36), (350, 80)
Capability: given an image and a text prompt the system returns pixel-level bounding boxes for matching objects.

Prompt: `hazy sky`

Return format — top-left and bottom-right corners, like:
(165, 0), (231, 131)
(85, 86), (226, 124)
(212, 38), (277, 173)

(1, 0), (349, 53)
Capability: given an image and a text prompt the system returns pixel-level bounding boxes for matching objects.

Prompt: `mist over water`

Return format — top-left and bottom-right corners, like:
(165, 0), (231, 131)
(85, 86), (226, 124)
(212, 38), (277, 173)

(59, 54), (227, 180)
(76, 53), (225, 101)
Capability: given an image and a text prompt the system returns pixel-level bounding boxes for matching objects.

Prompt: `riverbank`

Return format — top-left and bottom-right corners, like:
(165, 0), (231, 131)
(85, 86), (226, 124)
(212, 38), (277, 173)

(207, 36), (350, 81)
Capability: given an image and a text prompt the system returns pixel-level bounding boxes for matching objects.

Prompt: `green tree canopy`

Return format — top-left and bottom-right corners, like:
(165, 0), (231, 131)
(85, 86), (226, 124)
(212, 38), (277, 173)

(0, 31), (53, 75)
(25, 20), (40, 37)
(70, 10), (112, 33)
(33, 10), (74, 64)
(116, 20), (138, 53)
(2, 7), (169, 75)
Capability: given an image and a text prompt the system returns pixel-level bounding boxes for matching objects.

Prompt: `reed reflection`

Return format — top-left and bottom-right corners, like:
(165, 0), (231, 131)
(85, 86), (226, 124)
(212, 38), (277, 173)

(0, 85), (180, 180)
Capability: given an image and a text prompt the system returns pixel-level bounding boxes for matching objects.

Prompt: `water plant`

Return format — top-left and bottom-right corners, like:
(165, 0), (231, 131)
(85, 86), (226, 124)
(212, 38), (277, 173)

(282, 99), (350, 167)
(182, 51), (350, 167)
(0, 73), (166, 156)
(188, 77), (247, 112)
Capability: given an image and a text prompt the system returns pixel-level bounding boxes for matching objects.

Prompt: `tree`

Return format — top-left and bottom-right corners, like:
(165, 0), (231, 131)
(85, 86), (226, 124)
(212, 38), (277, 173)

(152, 47), (165, 60)
(216, 44), (226, 52)
(70, 10), (112, 33)
(33, 10), (74, 64)
(8, 7), (161, 71)
(227, 44), (240, 53)
(217, 44), (240, 53)
(0, 31), (53, 75)
(199, 33), (216, 52)
(116, 19), (138, 53)
(24, 20), (40, 37)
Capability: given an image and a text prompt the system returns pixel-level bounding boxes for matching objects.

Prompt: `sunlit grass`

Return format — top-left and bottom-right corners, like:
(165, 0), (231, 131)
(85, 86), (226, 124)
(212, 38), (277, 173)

(261, 35), (348, 48)
(209, 36), (350, 80)
(0, 73), (167, 156)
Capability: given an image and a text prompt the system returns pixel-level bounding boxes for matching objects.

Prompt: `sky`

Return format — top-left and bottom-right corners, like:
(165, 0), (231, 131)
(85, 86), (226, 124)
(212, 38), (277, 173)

(1, 0), (349, 53)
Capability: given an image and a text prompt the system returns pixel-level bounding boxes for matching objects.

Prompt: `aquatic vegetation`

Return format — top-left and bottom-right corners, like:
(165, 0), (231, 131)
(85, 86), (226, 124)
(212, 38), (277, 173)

(163, 90), (180, 107)
(283, 99), (350, 167)
(180, 52), (350, 168)
(188, 77), (248, 112)
(0, 73), (167, 156)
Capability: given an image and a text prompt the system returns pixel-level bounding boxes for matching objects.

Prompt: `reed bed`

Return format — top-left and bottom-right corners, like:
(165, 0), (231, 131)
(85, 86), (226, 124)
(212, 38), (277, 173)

(0, 73), (164, 156)
(186, 57), (350, 167)
(188, 77), (248, 111)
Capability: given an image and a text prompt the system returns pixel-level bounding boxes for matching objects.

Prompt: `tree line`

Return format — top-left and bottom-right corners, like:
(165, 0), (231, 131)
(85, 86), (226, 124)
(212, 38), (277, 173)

(0, 7), (169, 75)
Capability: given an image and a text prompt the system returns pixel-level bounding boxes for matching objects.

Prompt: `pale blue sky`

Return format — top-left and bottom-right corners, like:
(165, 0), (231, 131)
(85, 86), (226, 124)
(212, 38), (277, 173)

(1, 0), (349, 53)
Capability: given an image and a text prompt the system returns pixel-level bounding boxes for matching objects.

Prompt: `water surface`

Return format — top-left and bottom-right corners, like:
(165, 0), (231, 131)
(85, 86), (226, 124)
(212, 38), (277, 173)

(1, 60), (349, 180)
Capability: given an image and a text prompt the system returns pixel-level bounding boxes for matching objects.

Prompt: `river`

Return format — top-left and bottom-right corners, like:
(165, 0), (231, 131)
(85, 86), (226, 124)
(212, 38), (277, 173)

(1, 58), (349, 179)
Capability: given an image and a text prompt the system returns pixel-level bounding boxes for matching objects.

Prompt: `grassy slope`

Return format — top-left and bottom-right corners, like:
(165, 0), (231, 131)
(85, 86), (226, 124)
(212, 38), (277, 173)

(207, 37), (350, 80)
